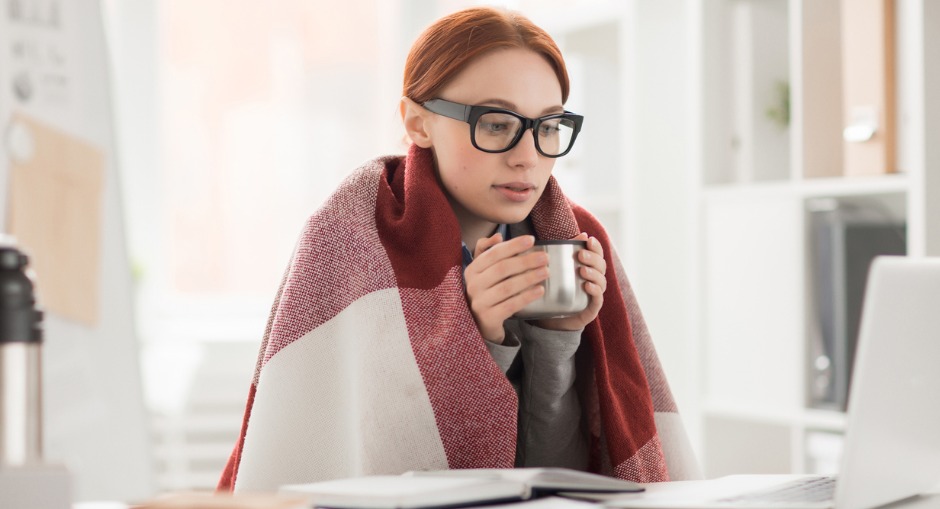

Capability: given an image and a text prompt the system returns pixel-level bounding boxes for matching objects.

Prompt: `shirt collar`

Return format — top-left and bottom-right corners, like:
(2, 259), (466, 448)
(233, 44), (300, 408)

(461, 223), (510, 267)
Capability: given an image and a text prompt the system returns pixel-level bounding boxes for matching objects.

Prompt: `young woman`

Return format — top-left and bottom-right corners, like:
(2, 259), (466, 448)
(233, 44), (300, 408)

(219, 7), (698, 493)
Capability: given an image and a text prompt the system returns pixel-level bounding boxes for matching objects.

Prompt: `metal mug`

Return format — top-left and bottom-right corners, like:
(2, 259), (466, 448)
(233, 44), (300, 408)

(514, 239), (589, 319)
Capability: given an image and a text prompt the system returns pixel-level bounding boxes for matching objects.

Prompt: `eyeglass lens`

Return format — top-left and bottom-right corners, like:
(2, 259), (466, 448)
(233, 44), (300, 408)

(474, 112), (577, 156)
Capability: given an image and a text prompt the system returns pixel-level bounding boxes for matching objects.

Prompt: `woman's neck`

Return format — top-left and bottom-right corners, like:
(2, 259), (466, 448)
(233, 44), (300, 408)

(444, 193), (500, 253)
(458, 215), (500, 255)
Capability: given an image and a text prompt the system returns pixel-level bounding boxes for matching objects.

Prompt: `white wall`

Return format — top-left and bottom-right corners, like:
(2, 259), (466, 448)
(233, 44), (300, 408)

(1, 0), (154, 500)
(627, 0), (701, 455)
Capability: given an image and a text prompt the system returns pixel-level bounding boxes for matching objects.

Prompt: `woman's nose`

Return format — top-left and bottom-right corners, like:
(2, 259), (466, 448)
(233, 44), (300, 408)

(507, 128), (539, 169)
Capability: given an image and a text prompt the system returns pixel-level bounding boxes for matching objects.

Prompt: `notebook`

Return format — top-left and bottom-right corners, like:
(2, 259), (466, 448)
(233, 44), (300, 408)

(279, 467), (642, 509)
(604, 256), (940, 509)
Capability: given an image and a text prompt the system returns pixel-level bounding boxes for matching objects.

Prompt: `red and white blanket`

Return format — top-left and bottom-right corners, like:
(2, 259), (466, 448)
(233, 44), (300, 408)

(219, 145), (700, 492)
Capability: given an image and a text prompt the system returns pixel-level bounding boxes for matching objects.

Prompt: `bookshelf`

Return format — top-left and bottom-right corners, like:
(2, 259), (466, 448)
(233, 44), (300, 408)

(697, 0), (940, 477)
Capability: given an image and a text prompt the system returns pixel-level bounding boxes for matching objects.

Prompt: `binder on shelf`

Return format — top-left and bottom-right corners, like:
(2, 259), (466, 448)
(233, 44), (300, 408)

(841, 0), (897, 176)
(807, 199), (906, 411)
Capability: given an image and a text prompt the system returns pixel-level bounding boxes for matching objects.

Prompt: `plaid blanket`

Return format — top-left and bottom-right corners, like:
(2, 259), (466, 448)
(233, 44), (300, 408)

(219, 145), (699, 492)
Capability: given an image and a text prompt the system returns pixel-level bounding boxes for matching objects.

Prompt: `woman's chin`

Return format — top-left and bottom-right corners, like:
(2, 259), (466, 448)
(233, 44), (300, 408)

(489, 208), (533, 226)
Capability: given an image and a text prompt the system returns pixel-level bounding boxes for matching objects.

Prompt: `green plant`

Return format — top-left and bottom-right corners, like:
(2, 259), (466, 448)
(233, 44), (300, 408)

(766, 80), (790, 128)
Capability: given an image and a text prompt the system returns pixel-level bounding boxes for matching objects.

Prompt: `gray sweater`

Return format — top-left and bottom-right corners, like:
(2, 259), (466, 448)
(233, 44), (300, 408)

(484, 319), (588, 470)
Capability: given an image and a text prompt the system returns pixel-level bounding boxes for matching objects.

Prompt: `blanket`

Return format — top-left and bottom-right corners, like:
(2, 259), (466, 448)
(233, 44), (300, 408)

(219, 145), (700, 492)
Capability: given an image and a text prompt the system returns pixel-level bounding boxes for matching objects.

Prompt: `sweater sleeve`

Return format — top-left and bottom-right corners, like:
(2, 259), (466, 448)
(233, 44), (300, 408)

(510, 320), (588, 470)
(483, 328), (521, 374)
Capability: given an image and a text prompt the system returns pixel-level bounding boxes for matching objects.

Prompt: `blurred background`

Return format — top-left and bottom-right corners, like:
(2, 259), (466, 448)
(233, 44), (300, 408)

(1, 0), (937, 503)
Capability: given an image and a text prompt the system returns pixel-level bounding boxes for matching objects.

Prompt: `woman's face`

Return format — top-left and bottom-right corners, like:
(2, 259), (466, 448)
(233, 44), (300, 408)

(425, 47), (564, 234)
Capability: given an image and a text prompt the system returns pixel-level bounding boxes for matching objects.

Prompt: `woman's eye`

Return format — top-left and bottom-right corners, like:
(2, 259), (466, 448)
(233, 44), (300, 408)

(480, 122), (508, 134)
(478, 113), (518, 136)
(539, 121), (561, 137)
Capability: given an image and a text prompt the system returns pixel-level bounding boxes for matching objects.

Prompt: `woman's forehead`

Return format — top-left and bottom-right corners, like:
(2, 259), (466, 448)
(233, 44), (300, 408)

(439, 48), (564, 114)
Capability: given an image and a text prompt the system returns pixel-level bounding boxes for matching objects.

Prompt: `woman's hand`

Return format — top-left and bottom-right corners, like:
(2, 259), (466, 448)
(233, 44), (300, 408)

(534, 232), (607, 332)
(465, 233), (549, 344)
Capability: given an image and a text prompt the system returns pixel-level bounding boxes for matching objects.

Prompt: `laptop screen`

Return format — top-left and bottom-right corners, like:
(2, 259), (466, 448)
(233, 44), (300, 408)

(835, 256), (940, 508)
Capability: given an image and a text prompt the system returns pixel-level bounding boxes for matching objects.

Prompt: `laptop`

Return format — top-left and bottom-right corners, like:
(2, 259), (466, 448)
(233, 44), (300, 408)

(606, 256), (940, 509)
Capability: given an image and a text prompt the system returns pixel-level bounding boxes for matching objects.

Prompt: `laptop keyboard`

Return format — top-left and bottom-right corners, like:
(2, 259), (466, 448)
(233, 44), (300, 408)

(718, 476), (836, 504)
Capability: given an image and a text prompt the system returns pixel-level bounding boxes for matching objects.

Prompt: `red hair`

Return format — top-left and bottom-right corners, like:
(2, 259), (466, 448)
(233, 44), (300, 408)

(403, 7), (570, 104)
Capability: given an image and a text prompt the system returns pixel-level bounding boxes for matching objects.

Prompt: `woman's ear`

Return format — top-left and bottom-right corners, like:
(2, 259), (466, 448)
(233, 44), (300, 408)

(400, 97), (433, 148)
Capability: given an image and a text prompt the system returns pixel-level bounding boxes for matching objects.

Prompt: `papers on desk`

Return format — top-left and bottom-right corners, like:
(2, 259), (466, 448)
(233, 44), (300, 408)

(282, 475), (524, 509)
(483, 497), (601, 509)
(279, 467), (643, 509)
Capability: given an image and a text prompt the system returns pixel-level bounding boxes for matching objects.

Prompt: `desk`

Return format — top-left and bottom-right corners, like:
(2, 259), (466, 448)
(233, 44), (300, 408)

(589, 475), (940, 509)
(71, 492), (940, 509)
(882, 494), (940, 508)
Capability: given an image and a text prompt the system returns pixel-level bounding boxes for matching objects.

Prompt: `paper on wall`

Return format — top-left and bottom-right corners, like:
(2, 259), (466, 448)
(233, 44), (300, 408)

(5, 112), (105, 326)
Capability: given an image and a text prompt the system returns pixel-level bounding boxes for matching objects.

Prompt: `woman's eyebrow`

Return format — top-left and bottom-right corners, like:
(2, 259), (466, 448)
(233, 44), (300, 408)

(478, 98), (565, 116)
(478, 98), (517, 110)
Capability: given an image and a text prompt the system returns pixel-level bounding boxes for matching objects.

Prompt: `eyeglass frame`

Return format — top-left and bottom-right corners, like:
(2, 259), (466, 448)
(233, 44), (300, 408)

(421, 98), (584, 158)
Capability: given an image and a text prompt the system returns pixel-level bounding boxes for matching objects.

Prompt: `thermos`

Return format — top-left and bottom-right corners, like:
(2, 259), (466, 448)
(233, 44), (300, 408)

(0, 244), (44, 466)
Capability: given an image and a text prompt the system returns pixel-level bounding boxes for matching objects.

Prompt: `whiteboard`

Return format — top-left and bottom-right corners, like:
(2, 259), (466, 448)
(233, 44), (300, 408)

(0, 0), (153, 501)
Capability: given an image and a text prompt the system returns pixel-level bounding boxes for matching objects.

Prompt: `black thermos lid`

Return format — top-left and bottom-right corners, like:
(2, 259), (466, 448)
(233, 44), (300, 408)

(0, 246), (43, 344)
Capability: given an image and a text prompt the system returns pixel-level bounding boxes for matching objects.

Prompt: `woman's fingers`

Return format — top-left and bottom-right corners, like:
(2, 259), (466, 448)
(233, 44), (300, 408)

(472, 281), (545, 327)
(470, 263), (549, 310)
(472, 232), (505, 259)
(466, 235), (547, 292)
(473, 234), (535, 265)
(466, 233), (550, 342)
(532, 234), (608, 332)
(578, 236), (607, 289)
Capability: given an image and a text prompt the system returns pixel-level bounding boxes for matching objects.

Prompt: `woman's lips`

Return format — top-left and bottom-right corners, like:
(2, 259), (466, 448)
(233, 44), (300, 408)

(494, 182), (535, 202)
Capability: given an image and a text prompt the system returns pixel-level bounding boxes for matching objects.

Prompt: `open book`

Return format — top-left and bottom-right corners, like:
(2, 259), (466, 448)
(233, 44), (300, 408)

(278, 468), (643, 509)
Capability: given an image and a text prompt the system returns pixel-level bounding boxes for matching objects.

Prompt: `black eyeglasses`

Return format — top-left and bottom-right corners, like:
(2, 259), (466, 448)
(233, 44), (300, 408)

(422, 98), (584, 158)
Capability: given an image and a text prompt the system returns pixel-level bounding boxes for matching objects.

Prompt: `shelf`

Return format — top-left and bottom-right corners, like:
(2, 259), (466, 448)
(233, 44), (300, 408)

(702, 179), (798, 201)
(799, 173), (909, 197)
(703, 403), (847, 433)
(703, 401), (801, 427)
(701, 173), (910, 202)
(800, 408), (847, 431)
